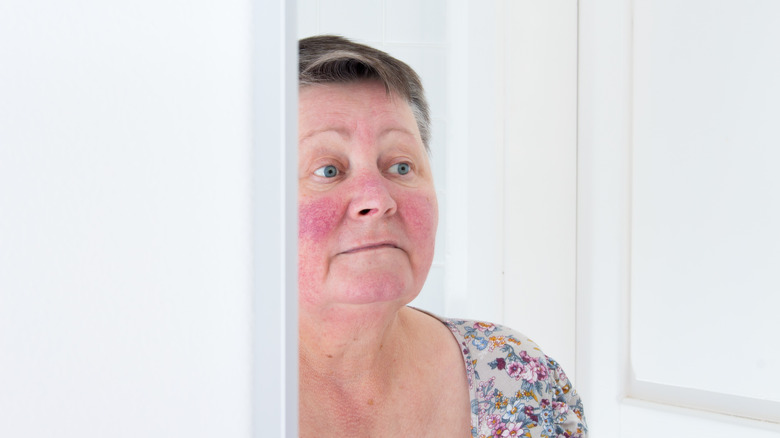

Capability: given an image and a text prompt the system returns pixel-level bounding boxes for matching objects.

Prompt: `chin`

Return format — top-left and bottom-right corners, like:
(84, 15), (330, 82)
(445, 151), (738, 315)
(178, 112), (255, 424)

(334, 271), (418, 306)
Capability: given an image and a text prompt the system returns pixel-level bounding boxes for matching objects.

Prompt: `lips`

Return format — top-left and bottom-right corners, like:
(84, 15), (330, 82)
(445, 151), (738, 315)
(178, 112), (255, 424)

(340, 242), (400, 254)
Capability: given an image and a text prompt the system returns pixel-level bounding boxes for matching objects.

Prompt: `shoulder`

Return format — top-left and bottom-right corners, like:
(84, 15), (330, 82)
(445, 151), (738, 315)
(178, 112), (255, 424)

(441, 318), (550, 372)
(441, 317), (589, 438)
(441, 318), (540, 353)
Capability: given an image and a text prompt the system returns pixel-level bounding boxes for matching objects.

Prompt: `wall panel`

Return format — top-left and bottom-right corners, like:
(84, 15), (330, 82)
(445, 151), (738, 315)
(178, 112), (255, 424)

(630, 0), (780, 422)
(0, 1), (257, 436)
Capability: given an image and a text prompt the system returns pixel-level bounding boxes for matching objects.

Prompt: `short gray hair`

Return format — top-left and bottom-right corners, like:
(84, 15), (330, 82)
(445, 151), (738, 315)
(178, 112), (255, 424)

(298, 35), (431, 152)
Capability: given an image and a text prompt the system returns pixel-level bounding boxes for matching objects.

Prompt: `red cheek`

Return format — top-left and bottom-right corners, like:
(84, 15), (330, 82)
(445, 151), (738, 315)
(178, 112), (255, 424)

(299, 197), (341, 242)
(404, 196), (439, 229)
(399, 193), (438, 238)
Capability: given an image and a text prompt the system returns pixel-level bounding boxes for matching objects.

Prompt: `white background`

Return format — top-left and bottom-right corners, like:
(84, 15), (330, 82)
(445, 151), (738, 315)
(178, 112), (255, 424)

(3, 0), (779, 437)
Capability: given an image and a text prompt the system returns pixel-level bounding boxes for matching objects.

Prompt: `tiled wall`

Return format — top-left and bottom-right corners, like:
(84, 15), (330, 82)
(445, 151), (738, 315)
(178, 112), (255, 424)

(298, 0), (450, 314)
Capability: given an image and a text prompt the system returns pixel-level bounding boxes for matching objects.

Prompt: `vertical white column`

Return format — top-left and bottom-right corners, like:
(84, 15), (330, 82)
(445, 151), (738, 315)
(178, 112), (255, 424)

(444, 0), (506, 324)
(0, 1), (258, 436)
(577, 0), (634, 436)
(253, 0), (298, 436)
(501, 0), (578, 371)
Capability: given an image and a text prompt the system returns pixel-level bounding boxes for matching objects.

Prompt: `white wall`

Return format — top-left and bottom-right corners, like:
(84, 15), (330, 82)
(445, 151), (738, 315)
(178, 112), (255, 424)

(0, 1), (258, 436)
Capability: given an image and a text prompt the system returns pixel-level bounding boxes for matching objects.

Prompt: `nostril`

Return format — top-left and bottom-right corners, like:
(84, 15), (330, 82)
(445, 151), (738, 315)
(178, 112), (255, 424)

(359, 209), (371, 215)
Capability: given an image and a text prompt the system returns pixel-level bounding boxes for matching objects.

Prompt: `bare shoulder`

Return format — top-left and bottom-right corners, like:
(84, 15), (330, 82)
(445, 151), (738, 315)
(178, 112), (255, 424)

(399, 307), (473, 437)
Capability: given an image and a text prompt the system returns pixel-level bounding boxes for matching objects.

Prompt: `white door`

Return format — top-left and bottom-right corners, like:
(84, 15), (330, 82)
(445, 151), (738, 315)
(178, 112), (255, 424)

(577, 0), (780, 436)
(0, 1), (297, 436)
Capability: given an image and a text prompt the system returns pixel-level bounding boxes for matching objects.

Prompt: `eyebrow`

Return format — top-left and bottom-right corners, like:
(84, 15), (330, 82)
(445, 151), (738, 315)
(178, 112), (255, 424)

(379, 127), (418, 140)
(299, 127), (418, 145)
(298, 127), (350, 143)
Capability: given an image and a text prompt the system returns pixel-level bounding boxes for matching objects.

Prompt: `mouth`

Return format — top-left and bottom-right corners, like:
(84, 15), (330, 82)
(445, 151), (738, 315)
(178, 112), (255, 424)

(340, 242), (400, 254)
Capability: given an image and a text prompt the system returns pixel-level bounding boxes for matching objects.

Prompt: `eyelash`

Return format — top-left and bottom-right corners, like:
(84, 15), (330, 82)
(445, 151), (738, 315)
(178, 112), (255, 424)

(311, 161), (414, 180)
(388, 162), (412, 175)
(313, 164), (340, 178)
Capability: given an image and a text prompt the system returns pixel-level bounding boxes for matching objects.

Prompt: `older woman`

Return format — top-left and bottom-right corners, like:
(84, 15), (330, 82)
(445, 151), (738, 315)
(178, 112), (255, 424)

(297, 35), (587, 438)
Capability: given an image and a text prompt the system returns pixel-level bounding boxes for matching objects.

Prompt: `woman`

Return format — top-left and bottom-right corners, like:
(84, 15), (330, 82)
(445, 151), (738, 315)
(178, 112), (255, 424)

(298, 35), (587, 438)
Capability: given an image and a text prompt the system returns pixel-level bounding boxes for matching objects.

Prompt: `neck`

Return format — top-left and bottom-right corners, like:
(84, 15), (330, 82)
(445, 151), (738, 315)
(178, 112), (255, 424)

(298, 305), (475, 438)
(299, 303), (414, 387)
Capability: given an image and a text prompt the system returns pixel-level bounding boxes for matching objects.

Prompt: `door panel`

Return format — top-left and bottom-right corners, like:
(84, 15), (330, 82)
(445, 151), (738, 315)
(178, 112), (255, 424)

(578, 0), (780, 435)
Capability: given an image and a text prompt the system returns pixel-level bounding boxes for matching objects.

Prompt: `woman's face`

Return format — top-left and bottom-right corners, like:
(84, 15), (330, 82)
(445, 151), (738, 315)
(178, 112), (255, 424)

(298, 81), (438, 310)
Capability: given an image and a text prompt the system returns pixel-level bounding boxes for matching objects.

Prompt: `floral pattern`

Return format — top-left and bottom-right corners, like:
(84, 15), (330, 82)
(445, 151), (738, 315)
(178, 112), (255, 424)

(442, 318), (588, 438)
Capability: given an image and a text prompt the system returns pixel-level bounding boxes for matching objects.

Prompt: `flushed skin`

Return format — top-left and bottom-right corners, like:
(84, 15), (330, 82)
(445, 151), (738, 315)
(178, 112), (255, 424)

(297, 81), (473, 438)
(297, 80), (438, 311)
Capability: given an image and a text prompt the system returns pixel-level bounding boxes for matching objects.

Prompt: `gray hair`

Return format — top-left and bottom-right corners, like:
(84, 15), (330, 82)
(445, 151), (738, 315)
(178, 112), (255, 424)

(298, 35), (431, 152)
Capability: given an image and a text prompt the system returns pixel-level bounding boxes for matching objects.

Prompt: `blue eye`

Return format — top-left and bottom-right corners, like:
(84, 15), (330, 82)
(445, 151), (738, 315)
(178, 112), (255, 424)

(389, 162), (411, 175)
(314, 165), (339, 178)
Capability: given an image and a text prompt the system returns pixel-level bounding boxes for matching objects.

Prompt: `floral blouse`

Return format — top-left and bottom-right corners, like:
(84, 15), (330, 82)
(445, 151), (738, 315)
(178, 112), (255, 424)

(441, 318), (588, 438)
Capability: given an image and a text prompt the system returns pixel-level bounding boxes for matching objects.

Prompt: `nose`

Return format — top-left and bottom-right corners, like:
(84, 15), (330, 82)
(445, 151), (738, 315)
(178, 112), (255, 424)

(348, 172), (397, 219)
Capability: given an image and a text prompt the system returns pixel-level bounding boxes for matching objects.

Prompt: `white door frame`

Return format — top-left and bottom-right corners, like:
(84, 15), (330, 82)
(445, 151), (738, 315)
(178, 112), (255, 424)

(253, 0), (298, 436)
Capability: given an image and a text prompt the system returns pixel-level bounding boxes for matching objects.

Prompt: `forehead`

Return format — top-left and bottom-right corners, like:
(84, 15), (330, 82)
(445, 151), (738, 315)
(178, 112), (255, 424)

(298, 81), (421, 144)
